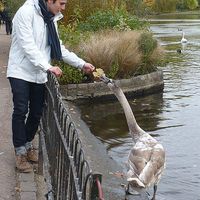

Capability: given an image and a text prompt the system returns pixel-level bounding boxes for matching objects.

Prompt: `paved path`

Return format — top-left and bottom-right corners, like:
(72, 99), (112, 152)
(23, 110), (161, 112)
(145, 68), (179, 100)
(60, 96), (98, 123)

(0, 24), (46, 200)
(0, 25), (16, 199)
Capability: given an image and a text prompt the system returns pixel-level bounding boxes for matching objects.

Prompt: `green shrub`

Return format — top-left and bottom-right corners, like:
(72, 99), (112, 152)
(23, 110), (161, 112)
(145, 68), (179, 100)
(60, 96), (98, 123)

(138, 32), (157, 58)
(126, 0), (152, 17)
(57, 61), (84, 84)
(184, 0), (198, 9)
(62, 0), (125, 25)
(77, 10), (120, 32)
(176, 0), (186, 10)
(0, 1), (4, 12)
(137, 32), (163, 75)
(59, 23), (91, 51)
(152, 0), (178, 13)
(77, 9), (148, 32)
(176, 0), (198, 10)
(4, 0), (25, 18)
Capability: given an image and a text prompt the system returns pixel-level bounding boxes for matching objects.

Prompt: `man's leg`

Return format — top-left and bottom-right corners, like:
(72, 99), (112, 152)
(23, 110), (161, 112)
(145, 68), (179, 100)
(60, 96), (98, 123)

(5, 21), (9, 34)
(9, 78), (32, 172)
(25, 82), (45, 162)
(8, 20), (12, 34)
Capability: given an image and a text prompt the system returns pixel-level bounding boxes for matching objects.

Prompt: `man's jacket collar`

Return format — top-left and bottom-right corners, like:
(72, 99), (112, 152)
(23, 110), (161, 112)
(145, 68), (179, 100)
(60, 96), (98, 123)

(33, 0), (63, 22)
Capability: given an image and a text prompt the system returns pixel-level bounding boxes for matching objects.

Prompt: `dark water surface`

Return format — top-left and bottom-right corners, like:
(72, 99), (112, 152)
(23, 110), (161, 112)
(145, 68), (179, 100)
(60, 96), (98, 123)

(78, 15), (200, 200)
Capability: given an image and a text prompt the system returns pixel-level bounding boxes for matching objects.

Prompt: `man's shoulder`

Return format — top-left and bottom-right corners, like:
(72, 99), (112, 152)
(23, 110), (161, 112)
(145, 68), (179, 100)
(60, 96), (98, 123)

(14, 1), (36, 20)
(19, 2), (35, 13)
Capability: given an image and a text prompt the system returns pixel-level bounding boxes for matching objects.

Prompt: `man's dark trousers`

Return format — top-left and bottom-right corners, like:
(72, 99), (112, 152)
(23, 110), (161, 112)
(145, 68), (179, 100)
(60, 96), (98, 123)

(9, 77), (45, 148)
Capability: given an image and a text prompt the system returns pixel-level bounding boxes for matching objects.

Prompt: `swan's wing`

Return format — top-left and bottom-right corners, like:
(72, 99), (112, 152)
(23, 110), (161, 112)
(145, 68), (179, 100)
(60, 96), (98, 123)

(127, 146), (151, 175)
(127, 142), (165, 188)
(139, 144), (165, 187)
(127, 144), (151, 188)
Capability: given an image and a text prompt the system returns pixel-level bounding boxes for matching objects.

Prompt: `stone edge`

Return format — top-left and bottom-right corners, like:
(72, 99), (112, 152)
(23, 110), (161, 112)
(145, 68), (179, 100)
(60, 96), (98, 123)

(60, 70), (164, 101)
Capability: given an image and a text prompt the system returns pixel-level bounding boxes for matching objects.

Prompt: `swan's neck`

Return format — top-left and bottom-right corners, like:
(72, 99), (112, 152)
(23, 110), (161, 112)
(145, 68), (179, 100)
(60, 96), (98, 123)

(182, 32), (185, 39)
(107, 82), (145, 141)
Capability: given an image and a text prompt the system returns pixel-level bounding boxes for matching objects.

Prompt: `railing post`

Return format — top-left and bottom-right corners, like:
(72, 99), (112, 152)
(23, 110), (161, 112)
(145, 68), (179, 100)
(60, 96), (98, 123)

(38, 129), (43, 176)
(91, 173), (104, 200)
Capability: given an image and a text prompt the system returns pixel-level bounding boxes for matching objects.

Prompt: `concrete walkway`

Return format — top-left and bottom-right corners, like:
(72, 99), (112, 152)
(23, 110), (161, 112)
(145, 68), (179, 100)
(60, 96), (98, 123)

(0, 25), (16, 199)
(0, 25), (45, 200)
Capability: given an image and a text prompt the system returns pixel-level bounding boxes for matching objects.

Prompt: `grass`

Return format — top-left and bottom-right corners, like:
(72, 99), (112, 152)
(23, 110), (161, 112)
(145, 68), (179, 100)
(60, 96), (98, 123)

(78, 30), (164, 79)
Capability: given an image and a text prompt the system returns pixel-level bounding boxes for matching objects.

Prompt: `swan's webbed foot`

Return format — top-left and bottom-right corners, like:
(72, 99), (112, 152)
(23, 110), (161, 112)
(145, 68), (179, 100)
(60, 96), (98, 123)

(124, 183), (140, 196)
(150, 184), (157, 200)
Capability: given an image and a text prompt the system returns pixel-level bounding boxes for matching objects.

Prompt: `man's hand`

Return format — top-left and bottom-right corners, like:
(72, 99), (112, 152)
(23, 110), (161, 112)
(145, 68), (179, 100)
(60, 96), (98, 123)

(48, 66), (62, 77)
(82, 63), (95, 74)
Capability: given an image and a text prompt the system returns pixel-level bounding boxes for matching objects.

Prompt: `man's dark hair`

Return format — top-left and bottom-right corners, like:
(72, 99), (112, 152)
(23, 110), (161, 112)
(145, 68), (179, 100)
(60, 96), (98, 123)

(45, 0), (57, 2)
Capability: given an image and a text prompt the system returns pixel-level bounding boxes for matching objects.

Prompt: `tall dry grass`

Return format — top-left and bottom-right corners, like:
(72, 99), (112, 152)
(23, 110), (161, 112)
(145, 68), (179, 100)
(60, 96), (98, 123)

(79, 30), (146, 78)
(115, 31), (142, 78)
(79, 31), (119, 73)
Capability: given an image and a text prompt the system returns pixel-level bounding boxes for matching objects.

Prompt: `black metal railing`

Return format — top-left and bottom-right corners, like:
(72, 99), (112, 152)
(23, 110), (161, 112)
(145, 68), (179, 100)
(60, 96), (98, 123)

(39, 73), (104, 200)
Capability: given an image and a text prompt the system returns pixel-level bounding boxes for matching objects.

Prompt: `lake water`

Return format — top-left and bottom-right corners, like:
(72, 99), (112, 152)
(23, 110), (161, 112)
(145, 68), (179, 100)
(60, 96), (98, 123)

(78, 14), (200, 200)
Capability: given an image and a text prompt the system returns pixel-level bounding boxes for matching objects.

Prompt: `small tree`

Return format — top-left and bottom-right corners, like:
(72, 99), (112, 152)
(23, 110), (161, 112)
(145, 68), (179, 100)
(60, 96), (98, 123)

(4, 0), (25, 19)
(0, 1), (4, 12)
(184, 0), (198, 9)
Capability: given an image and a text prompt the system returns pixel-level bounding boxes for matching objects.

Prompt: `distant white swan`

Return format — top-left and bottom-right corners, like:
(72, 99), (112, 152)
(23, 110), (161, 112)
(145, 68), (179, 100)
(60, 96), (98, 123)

(181, 31), (187, 43)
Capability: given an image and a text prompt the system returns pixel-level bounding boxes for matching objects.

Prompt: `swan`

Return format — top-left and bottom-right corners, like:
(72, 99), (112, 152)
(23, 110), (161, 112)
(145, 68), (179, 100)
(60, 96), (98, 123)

(181, 31), (187, 43)
(94, 70), (166, 200)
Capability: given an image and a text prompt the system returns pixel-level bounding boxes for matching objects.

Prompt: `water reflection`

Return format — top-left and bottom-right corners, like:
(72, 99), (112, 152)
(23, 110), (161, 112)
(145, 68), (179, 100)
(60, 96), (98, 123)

(78, 13), (200, 200)
(80, 93), (163, 132)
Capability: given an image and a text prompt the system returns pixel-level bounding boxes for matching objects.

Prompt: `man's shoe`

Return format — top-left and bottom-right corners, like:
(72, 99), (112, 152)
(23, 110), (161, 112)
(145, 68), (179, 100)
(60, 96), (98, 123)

(16, 154), (32, 173)
(27, 148), (38, 163)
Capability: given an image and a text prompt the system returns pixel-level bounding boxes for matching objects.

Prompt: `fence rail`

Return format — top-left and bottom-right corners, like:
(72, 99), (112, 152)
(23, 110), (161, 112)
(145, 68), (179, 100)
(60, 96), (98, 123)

(39, 73), (104, 200)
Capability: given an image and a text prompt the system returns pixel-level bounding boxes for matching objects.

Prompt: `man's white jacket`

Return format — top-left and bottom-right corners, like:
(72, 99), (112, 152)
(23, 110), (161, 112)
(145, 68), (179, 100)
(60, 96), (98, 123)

(7, 0), (85, 83)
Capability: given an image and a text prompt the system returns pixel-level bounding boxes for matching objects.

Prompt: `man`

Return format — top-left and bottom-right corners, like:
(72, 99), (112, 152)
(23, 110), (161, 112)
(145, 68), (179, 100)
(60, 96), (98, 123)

(7, 0), (95, 172)
(0, 7), (12, 34)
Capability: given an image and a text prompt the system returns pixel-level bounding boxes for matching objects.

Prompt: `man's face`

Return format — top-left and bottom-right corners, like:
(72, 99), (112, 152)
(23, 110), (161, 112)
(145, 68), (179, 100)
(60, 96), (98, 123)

(47, 0), (67, 15)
